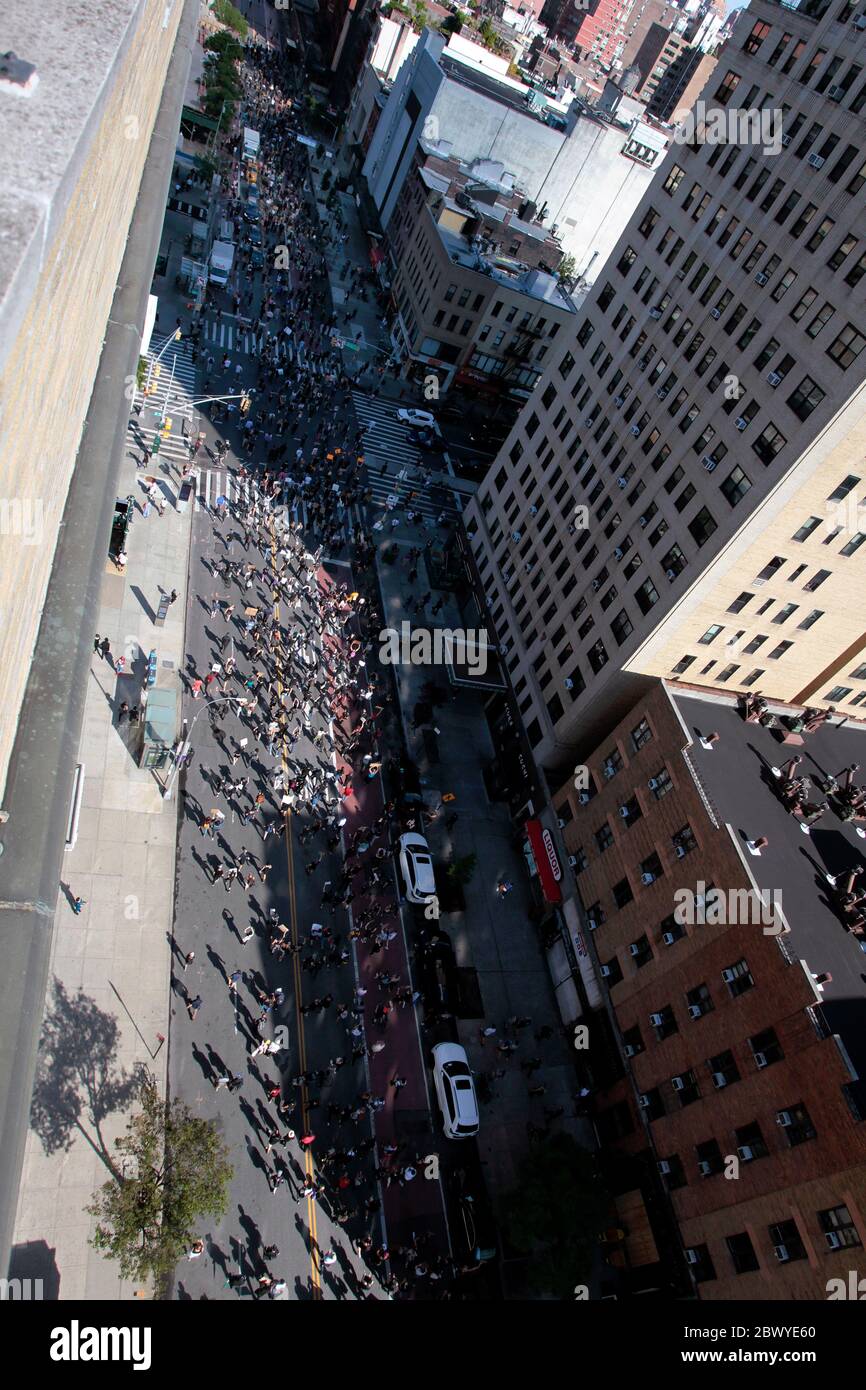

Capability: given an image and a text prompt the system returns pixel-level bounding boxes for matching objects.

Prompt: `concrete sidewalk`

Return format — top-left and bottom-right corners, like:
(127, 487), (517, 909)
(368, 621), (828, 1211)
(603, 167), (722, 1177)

(372, 536), (594, 1209)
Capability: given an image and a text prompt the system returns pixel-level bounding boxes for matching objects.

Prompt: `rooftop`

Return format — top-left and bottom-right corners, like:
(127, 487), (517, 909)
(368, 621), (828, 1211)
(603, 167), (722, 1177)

(437, 223), (576, 310)
(673, 689), (866, 1110)
(0, 0), (142, 378)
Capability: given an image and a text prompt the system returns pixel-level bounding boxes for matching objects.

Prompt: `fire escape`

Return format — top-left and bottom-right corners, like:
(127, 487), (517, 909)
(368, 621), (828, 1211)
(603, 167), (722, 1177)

(498, 320), (544, 390)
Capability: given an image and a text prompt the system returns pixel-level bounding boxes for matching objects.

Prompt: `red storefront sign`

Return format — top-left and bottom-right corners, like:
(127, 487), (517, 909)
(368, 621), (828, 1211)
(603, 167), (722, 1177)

(525, 819), (563, 903)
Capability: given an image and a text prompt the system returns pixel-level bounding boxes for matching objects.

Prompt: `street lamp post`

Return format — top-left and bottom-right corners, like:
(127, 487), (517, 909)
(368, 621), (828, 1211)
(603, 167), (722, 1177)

(162, 694), (249, 800)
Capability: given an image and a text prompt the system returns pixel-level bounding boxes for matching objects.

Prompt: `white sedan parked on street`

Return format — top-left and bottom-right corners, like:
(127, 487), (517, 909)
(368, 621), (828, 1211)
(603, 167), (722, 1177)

(396, 407), (437, 429)
(398, 831), (436, 904)
(432, 1042), (480, 1140)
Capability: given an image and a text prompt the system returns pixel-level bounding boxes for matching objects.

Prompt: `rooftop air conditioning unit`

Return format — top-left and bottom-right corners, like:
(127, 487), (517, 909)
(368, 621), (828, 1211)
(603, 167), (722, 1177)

(777, 1110), (793, 1127)
(675, 844), (687, 858)
(614, 395), (625, 407)
(638, 1093), (651, 1108)
(754, 1050), (768, 1069)
(735, 416), (749, 430)
(774, 1244), (791, 1262)
(755, 272), (769, 286)
(698, 1160), (713, 1176)
(666, 568), (677, 581)
(808, 153), (825, 169)
(662, 930), (677, 946)
(629, 942), (641, 956)
(781, 133), (791, 146)
(712, 1072), (728, 1089)
(685, 1248), (699, 1265)
(737, 1145), (754, 1161)
(827, 85), (845, 101)
(657, 386), (669, 399)
(631, 424), (641, 437)
(702, 456), (717, 471)
(624, 1043), (637, 1057)
(642, 871), (656, 885)
(767, 371), (782, 387)
(688, 1003), (703, 1020)
(826, 1231), (843, 1249)
(657, 1159), (672, 1174)
(649, 1012), (664, 1026)
(600, 964), (612, 977)
(649, 307), (662, 319)
(671, 1075), (685, 1091)
(854, 14), (866, 28)
(710, 307), (721, 320)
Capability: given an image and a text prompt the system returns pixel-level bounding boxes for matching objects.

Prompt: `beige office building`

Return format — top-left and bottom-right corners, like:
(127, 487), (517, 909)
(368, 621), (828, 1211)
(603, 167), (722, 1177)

(465, 0), (866, 769)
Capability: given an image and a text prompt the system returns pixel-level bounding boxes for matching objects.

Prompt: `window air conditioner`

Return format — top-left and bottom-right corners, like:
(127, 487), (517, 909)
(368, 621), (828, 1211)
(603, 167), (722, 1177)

(657, 1160), (671, 1174)
(617, 476), (628, 489)
(722, 967), (736, 983)
(591, 578), (601, 591)
(666, 568), (677, 581)
(629, 942), (641, 956)
(826, 1231), (843, 1249)
(774, 1244), (791, 1262)
(712, 1072), (728, 1089)
(827, 85), (845, 101)
(754, 1051), (768, 1069)
(854, 14), (866, 28)
(781, 133), (791, 146)
(649, 1012), (664, 1026)
(587, 916), (597, 930)
(638, 1093), (651, 1108)
(737, 1145), (754, 1161)
(735, 416), (748, 431)
(631, 424), (641, 436)
(685, 1248), (699, 1265)
(638, 356), (649, 369)
(642, 871), (656, 885)
(657, 386), (669, 399)
(710, 307), (721, 320)
(529, 504), (538, 515)
(600, 964), (612, 978)
(767, 371), (782, 387)
(672, 1075), (685, 1091)
(662, 930), (677, 946)
(688, 1004), (703, 1020)
(511, 531), (522, 542)
(776, 1110), (793, 1127)
(579, 791), (590, 804)
(614, 546), (625, 559)
(619, 805), (630, 818)
(647, 777), (658, 789)
(557, 817), (567, 828)
(649, 307), (662, 319)
(584, 416), (594, 428)
(564, 677), (575, 689)
(675, 844), (687, 858)
(624, 1043), (636, 1057)
(755, 272), (769, 287)
(702, 456), (717, 471)
(614, 395), (625, 407)
(698, 1160), (712, 1176)
(807, 153), (825, 169)
(567, 855), (578, 868)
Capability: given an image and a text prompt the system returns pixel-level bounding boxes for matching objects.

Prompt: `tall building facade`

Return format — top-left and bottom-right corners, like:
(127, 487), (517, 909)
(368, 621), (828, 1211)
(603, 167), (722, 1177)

(465, 0), (866, 770)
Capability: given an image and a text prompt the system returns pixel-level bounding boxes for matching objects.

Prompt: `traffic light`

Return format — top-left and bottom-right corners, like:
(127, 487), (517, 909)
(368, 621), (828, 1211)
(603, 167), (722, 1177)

(161, 417), (173, 437)
(240, 394), (251, 415)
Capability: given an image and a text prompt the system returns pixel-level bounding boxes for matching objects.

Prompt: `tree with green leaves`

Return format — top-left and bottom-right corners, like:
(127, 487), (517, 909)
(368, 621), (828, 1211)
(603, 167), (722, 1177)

(446, 852), (478, 886)
(557, 252), (577, 287)
(210, 0), (248, 37)
(204, 30), (244, 61)
(500, 1133), (608, 1297)
(87, 1073), (233, 1283)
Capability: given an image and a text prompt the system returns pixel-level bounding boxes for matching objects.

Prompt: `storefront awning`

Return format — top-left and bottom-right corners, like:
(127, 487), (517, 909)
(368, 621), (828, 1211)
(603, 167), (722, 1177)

(181, 104), (219, 132)
(525, 819), (563, 903)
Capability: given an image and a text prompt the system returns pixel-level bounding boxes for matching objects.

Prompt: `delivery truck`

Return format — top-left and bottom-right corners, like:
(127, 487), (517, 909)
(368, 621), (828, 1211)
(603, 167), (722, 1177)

(243, 127), (260, 161)
(209, 240), (235, 288)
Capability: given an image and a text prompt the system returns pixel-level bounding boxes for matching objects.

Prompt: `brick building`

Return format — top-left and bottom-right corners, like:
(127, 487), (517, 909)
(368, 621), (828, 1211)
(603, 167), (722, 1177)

(550, 680), (866, 1298)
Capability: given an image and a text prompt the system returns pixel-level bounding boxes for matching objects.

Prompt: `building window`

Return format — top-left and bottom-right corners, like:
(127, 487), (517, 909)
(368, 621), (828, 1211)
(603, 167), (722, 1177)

(818, 1205), (862, 1250)
(714, 71), (741, 106)
(726, 1231), (760, 1275)
(723, 958), (754, 997)
(776, 1103), (816, 1147)
(595, 822), (614, 853)
(650, 767), (673, 799)
(827, 324), (866, 370)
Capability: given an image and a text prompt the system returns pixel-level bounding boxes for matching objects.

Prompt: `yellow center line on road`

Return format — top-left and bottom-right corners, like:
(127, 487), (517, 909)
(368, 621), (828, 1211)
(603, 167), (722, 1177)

(267, 516), (323, 1300)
